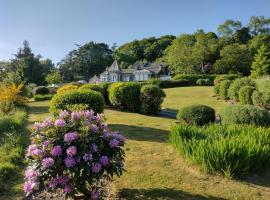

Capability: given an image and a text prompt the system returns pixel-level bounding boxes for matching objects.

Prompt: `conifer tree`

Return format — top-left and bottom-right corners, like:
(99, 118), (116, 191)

(251, 44), (270, 78)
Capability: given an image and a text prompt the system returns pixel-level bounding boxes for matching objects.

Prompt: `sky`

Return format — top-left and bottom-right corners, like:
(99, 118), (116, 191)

(0, 0), (270, 63)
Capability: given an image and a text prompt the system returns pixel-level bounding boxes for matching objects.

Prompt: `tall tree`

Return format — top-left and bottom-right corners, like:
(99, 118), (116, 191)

(248, 34), (270, 55)
(249, 16), (270, 36)
(213, 44), (252, 75)
(46, 69), (63, 84)
(218, 20), (242, 38)
(250, 45), (270, 78)
(59, 42), (113, 81)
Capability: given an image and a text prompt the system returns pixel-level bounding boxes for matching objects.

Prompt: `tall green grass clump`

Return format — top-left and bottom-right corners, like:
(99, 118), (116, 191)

(170, 123), (270, 177)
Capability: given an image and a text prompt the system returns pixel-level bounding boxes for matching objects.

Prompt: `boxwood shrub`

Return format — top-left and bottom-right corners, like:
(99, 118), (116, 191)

(196, 79), (212, 86)
(57, 84), (79, 94)
(228, 77), (255, 102)
(238, 86), (256, 105)
(213, 74), (239, 85)
(170, 123), (270, 177)
(32, 86), (50, 95)
(140, 84), (166, 114)
(79, 84), (103, 94)
(252, 90), (270, 110)
(33, 94), (53, 101)
(219, 80), (231, 99)
(173, 74), (217, 85)
(213, 84), (220, 96)
(177, 105), (215, 126)
(50, 90), (104, 115)
(220, 105), (270, 126)
(108, 82), (141, 112)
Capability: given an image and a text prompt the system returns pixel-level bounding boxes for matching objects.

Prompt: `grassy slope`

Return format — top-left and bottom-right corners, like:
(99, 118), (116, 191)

(5, 87), (270, 199)
(162, 86), (229, 113)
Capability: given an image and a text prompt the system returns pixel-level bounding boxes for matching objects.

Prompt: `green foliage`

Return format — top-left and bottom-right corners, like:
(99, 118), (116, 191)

(108, 82), (141, 112)
(250, 45), (270, 78)
(79, 84), (103, 94)
(252, 90), (270, 110)
(248, 16), (270, 36)
(196, 79), (212, 86)
(173, 74), (217, 85)
(33, 94), (53, 101)
(0, 162), (15, 182)
(170, 123), (270, 177)
(45, 69), (63, 84)
(220, 105), (270, 126)
(219, 80), (232, 99)
(140, 84), (166, 114)
(248, 34), (270, 55)
(213, 74), (239, 85)
(228, 77), (255, 101)
(177, 105), (215, 126)
(50, 90), (104, 115)
(255, 77), (270, 92)
(57, 84), (79, 94)
(58, 42), (113, 81)
(217, 20), (242, 38)
(213, 84), (220, 96)
(213, 44), (252, 75)
(239, 86), (256, 104)
(33, 86), (50, 95)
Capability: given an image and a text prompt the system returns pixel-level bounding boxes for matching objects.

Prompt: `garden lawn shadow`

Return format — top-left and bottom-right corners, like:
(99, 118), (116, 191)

(109, 124), (169, 143)
(119, 188), (226, 200)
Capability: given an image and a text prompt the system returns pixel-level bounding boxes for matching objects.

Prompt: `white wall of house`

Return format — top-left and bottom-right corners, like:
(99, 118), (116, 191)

(134, 71), (151, 81)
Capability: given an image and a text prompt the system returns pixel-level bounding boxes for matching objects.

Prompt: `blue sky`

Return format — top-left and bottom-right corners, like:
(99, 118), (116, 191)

(0, 0), (269, 63)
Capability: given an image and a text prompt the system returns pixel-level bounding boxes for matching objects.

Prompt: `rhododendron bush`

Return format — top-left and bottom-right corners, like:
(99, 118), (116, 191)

(24, 110), (125, 199)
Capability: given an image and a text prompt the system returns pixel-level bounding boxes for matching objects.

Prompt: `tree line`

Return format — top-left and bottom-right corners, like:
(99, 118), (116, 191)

(1, 16), (270, 85)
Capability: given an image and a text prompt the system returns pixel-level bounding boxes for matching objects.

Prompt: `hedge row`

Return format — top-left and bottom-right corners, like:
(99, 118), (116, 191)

(170, 123), (270, 177)
(173, 74), (218, 85)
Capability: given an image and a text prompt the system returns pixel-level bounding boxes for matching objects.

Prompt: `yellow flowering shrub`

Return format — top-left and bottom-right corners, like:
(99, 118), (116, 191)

(0, 83), (26, 105)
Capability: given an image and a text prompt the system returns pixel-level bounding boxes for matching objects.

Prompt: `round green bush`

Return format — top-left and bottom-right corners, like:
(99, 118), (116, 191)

(228, 78), (255, 102)
(252, 91), (270, 110)
(33, 86), (50, 95)
(213, 84), (220, 96)
(140, 84), (166, 115)
(196, 79), (212, 86)
(79, 84), (103, 94)
(220, 105), (270, 126)
(108, 82), (141, 112)
(239, 86), (256, 105)
(50, 90), (104, 115)
(177, 105), (216, 126)
(219, 80), (231, 99)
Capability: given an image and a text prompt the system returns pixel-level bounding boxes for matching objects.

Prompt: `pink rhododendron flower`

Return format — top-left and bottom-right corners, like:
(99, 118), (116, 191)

(64, 157), (76, 168)
(66, 146), (77, 156)
(64, 132), (79, 143)
(54, 119), (66, 127)
(23, 181), (36, 194)
(91, 189), (100, 200)
(42, 157), (54, 168)
(91, 124), (99, 133)
(51, 145), (63, 157)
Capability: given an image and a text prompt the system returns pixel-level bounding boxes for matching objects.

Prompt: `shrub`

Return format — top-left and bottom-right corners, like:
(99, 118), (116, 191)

(79, 84), (103, 94)
(255, 77), (270, 92)
(173, 74), (217, 85)
(34, 94), (53, 101)
(158, 80), (190, 88)
(50, 90), (104, 116)
(239, 86), (256, 105)
(196, 79), (212, 86)
(213, 84), (220, 96)
(99, 82), (111, 105)
(228, 78), (255, 102)
(140, 85), (166, 115)
(252, 91), (270, 110)
(0, 162), (15, 181)
(170, 123), (270, 177)
(24, 110), (125, 198)
(213, 74), (239, 85)
(57, 84), (79, 94)
(219, 80), (232, 99)
(220, 105), (270, 126)
(108, 82), (141, 112)
(176, 105), (215, 126)
(33, 86), (50, 95)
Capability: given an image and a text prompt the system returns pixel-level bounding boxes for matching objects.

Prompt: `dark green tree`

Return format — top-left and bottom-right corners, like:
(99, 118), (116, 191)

(249, 16), (270, 36)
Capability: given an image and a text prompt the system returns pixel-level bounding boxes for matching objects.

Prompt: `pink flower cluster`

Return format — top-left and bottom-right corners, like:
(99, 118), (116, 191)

(24, 110), (125, 198)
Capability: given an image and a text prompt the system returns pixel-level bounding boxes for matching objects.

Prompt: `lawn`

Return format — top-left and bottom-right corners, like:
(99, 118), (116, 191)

(3, 87), (270, 200)
(162, 86), (230, 113)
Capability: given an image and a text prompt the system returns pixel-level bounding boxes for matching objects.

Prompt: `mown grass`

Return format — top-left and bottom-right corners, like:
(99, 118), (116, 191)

(162, 86), (229, 113)
(3, 87), (270, 199)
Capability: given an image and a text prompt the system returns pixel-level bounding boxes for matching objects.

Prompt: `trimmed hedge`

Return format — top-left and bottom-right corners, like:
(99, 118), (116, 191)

(50, 90), (104, 115)
(213, 84), (220, 96)
(213, 74), (239, 86)
(33, 86), (50, 95)
(228, 78), (255, 102)
(79, 84), (103, 94)
(173, 74), (217, 85)
(239, 86), (256, 105)
(170, 123), (270, 177)
(108, 82), (141, 112)
(140, 84), (166, 114)
(196, 79), (212, 86)
(57, 84), (79, 94)
(34, 94), (53, 101)
(220, 105), (270, 126)
(252, 91), (270, 110)
(177, 105), (215, 126)
(219, 80), (231, 99)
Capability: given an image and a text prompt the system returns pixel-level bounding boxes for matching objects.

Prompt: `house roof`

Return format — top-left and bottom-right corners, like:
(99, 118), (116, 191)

(108, 60), (121, 72)
(145, 63), (166, 74)
(89, 75), (101, 83)
(133, 69), (151, 74)
(122, 68), (135, 74)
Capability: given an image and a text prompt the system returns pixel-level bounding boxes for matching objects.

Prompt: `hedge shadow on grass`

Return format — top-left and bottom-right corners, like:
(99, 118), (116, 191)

(28, 105), (49, 115)
(109, 124), (169, 143)
(119, 188), (226, 200)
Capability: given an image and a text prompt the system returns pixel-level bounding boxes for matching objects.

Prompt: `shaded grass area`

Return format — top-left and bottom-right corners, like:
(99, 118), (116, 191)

(162, 86), (230, 113)
(2, 100), (270, 199)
